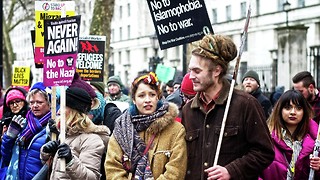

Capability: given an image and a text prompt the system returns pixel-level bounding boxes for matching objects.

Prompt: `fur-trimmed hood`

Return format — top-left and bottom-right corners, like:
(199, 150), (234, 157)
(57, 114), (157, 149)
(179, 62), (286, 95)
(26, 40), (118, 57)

(66, 119), (110, 148)
(146, 102), (179, 135)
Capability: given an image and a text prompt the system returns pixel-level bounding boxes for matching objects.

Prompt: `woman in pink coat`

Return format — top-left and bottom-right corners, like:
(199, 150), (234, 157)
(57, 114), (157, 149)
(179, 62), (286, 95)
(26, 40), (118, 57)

(261, 90), (320, 179)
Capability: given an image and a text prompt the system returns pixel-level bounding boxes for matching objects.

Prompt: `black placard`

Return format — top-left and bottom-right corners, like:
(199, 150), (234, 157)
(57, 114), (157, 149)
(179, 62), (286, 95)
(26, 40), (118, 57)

(147, 0), (214, 49)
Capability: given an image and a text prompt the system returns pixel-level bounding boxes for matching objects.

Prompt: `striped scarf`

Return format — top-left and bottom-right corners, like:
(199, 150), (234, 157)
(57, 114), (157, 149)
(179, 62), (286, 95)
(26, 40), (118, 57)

(114, 102), (168, 179)
(18, 110), (51, 147)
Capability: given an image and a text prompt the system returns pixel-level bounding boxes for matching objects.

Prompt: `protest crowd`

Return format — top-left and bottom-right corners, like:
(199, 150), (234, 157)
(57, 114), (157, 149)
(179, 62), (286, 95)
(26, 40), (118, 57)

(2, 32), (320, 180)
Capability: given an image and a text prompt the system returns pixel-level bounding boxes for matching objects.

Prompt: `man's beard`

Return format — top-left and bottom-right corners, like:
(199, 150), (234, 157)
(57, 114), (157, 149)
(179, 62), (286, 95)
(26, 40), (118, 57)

(244, 86), (253, 93)
(307, 90), (313, 102)
(110, 91), (121, 97)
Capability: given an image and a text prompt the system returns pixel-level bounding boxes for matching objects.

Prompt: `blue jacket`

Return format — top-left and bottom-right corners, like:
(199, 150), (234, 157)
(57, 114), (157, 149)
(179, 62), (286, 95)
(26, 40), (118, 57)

(1, 128), (48, 180)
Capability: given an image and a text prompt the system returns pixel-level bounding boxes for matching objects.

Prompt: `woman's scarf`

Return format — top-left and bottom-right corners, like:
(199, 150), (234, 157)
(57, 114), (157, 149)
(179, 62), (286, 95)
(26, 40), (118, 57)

(18, 110), (51, 147)
(281, 128), (302, 179)
(113, 101), (169, 179)
(5, 143), (19, 180)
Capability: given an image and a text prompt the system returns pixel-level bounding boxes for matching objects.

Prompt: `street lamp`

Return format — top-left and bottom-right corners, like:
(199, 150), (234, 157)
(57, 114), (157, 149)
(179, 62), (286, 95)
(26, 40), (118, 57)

(149, 33), (163, 72)
(270, 49), (278, 61)
(150, 33), (159, 57)
(283, 1), (291, 27)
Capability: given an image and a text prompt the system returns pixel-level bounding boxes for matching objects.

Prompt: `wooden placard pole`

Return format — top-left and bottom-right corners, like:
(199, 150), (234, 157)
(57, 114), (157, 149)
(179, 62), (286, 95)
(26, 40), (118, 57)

(59, 86), (66, 171)
(59, 5), (66, 172)
(51, 87), (57, 141)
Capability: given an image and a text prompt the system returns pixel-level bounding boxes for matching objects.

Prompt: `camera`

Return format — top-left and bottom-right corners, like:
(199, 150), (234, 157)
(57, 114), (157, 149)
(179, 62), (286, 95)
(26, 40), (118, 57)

(0, 117), (12, 127)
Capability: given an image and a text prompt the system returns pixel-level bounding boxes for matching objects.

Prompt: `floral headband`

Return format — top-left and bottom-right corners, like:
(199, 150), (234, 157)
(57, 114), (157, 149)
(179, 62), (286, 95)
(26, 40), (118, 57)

(133, 72), (159, 87)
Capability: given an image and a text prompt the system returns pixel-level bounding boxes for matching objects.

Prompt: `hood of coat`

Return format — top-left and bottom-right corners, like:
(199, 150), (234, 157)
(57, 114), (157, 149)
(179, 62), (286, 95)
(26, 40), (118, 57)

(67, 119), (110, 148)
(146, 102), (179, 135)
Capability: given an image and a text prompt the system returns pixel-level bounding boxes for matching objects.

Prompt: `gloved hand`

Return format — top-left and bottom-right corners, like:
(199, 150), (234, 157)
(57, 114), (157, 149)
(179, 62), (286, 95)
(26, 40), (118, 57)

(42, 140), (59, 155)
(57, 143), (73, 164)
(48, 119), (59, 135)
(6, 115), (26, 138)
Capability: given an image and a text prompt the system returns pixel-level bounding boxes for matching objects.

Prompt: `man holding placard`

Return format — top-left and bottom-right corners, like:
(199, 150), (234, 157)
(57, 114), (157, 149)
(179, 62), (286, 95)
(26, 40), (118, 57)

(182, 34), (274, 179)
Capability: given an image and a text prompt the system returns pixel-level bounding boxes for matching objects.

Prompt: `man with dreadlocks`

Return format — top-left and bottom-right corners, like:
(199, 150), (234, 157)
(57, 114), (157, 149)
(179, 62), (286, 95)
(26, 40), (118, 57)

(105, 72), (187, 179)
(182, 34), (274, 180)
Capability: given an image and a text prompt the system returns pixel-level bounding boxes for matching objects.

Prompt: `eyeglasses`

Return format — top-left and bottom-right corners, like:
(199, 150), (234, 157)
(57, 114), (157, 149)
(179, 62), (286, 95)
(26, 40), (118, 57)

(9, 99), (23, 106)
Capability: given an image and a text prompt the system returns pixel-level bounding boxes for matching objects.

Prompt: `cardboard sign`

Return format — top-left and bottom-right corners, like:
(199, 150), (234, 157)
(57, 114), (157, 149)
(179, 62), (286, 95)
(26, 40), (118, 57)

(12, 66), (31, 86)
(43, 15), (81, 86)
(155, 64), (176, 83)
(35, 1), (75, 68)
(76, 36), (106, 82)
(146, 0), (213, 49)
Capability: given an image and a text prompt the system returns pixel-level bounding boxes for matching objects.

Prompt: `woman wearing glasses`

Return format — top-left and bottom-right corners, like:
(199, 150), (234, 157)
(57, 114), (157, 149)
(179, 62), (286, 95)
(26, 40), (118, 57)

(1, 82), (52, 179)
(0, 87), (29, 142)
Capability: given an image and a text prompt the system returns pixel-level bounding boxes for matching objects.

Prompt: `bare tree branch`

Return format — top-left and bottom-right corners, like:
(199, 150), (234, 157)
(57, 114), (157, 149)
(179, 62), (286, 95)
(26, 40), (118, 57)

(8, 16), (34, 32)
(6, 0), (17, 28)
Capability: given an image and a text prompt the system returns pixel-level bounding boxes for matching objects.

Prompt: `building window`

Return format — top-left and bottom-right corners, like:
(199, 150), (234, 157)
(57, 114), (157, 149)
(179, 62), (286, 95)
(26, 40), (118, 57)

(127, 25), (131, 39)
(126, 50), (130, 64)
(212, 8), (217, 23)
(278, 0), (286, 11)
(144, 48), (148, 63)
(298, 0), (305, 7)
(240, 2), (247, 18)
(119, 5), (122, 19)
(89, 1), (92, 11)
(118, 51), (122, 65)
(111, 29), (114, 42)
(176, 46), (180, 57)
(82, 20), (86, 29)
(164, 49), (168, 60)
(127, 3), (131, 17)
(119, 27), (122, 41)
(256, 0), (260, 15)
(226, 5), (231, 21)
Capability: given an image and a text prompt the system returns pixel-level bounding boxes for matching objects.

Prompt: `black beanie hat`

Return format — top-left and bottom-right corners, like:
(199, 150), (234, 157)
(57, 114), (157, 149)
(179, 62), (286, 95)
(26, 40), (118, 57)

(66, 87), (92, 113)
(242, 70), (260, 86)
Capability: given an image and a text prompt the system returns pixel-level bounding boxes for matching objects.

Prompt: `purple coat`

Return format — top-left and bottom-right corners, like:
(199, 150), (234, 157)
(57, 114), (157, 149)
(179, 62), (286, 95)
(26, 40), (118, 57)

(260, 120), (320, 180)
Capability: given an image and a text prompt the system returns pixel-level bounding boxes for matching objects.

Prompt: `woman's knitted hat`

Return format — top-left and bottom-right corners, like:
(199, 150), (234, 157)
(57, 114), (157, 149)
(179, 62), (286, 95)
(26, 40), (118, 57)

(70, 73), (97, 99)
(181, 73), (196, 96)
(6, 89), (26, 106)
(66, 87), (92, 113)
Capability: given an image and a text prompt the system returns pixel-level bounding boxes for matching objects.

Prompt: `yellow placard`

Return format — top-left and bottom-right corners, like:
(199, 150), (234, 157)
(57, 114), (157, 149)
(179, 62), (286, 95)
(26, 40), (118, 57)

(12, 66), (31, 86)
